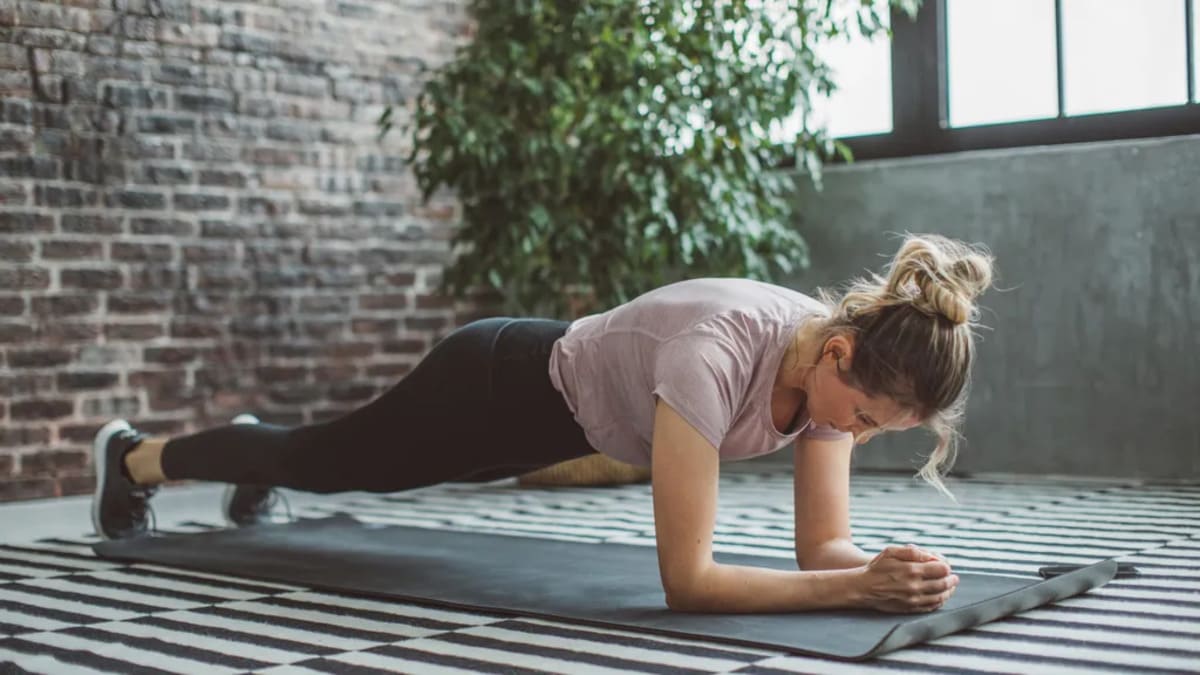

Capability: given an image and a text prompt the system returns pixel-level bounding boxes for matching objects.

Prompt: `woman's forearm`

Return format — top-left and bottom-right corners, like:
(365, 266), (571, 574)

(669, 562), (862, 613)
(799, 537), (873, 571)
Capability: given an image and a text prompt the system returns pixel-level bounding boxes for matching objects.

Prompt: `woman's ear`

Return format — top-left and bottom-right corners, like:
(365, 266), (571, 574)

(823, 335), (852, 365)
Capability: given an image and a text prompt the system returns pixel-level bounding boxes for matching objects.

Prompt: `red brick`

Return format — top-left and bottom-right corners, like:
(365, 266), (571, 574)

(415, 293), (454, 310)
(313, 364), (359, 381)
(30, 294), (97, 316)
(0, 267), (50, 290)
(61, 268), (123, 289)
(57, 474), (95, 498)
(366, 362), (412, 379)
(0, 295), (25, 315)
(143, 347), (199, 365)
(255, 365), (309, 383)
(325, 342), (374, 359)
(59, 424), (104, 443)
(0, 240), (34, 262)
(351, 318), (398, 334)
(128, 369), (187, 390)
(56, 371), (119, 391)
(8, 349), (73, 369)
(134, 418), (189, 437)
(11, 396), (73, 417)
(147, 389), (205, 412)
(41, 240), (104, 260)
(19, 450), (89, 477)
(358, 293), (409, 311)
(0, 477), (57, 503)
(381, 338), (426, 355)
(105, 323), (166, 340)
(38, 322), (103, 342)
(0, 427), (50, 447)
(0, 323), (35, 342)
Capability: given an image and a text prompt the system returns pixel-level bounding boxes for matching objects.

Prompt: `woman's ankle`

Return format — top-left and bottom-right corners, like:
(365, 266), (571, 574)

(124, 438), (168, 486)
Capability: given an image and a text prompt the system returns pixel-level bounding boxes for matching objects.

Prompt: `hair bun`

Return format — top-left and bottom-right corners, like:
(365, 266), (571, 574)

(886, 234), (994, 326)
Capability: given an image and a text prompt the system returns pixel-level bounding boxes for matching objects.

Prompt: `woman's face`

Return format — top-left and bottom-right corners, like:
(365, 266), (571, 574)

(805, 336), (920, 444)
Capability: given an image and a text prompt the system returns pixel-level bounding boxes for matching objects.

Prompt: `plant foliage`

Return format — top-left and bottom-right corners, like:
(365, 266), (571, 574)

(385, 0), (920, 317)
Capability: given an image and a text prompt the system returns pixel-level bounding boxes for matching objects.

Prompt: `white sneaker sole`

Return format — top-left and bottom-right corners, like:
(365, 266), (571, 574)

(91, 418), (133, 541)
(222, 413), (261, 527)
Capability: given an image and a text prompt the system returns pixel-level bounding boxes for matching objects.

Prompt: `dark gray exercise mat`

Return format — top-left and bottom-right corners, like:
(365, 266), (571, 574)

(93, 514), (1117, 660)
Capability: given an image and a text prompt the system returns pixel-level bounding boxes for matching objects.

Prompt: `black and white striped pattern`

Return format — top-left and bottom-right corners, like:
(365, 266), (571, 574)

(1, 470), (1197, 674)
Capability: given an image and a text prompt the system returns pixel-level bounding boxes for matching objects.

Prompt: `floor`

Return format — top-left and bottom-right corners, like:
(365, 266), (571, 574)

(0, 468), (1197, 674)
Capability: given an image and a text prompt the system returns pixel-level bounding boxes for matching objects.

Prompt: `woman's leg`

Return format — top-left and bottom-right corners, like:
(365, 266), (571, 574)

(132, 317), (596, 494)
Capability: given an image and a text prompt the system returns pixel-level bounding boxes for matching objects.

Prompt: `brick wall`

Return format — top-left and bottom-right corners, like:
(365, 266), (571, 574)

(0, 0), (480, 502)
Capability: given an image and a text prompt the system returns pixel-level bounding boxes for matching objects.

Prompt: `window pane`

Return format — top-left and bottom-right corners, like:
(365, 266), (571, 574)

(1194, 0), (1199, 102)
(1062, 0), (1188, 115)
(808, 8), (893, 138)
(775, 1), (892, 141)
(946, 0), (1058, 127)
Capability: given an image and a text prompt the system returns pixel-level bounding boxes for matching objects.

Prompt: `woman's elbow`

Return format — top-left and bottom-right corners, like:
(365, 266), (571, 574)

(664, 585), (702, 612)
(661, 569), (710, 612)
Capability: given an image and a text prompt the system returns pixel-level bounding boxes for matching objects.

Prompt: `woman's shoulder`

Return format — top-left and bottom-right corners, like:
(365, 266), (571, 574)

(625, 278), (822, 343)
(651, 277), (822, 318)
(648, 277), (815, 303)
(571, 278), (824, 342)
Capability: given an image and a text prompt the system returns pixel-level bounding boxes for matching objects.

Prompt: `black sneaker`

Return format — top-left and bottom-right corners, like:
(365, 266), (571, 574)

(91, 419), (158, 540)
(221, 414), (289, 527)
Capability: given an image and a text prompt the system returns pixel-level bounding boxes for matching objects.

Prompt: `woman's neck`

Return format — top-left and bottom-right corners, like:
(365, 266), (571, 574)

(776, 318), (825, 393)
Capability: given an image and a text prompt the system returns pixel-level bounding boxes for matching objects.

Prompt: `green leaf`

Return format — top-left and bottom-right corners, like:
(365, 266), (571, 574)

(680, 231), (694, 265)
(530, 204), (551, 229)
(401, 0), (876, 315)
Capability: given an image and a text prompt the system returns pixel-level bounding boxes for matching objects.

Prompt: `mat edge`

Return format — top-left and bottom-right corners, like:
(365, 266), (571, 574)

(90, 515), (1108, 662)
(859, 558), (1120, 660)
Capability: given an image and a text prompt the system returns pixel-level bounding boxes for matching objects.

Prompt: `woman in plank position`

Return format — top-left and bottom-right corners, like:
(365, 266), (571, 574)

(93, 233), (993, 615)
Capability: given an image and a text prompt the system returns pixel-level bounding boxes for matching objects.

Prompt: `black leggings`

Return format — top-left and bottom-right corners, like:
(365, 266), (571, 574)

(160, 318), (599, 493)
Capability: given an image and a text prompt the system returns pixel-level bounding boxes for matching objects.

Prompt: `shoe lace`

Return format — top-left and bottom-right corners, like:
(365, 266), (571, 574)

(266, 488), (294, 521)
(129, 485), (159, 534)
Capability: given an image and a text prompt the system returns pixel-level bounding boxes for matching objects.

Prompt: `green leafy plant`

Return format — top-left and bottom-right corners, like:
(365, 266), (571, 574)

(383, 0), (920, 317)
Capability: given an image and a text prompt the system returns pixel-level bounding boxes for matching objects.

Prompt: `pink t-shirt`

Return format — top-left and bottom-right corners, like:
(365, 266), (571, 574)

(548, 277), (851, 466)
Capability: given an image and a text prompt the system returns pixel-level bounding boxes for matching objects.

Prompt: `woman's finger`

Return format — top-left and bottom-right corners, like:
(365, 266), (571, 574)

(920, 560), (953, 579)
(914, 586), (957, 610)
(884, 544), (930, 562)
(917, 548), (953, 568)
(916, 575), (959, 595)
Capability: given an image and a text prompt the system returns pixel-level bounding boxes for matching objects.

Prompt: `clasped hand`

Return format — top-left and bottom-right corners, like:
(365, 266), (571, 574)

(857, 544), (959, 613)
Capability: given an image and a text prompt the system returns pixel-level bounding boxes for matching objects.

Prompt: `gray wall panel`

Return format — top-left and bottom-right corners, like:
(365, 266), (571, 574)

(781, 134), (1199, 479)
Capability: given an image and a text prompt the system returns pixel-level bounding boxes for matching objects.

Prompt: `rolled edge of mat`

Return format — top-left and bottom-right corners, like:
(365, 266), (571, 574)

(862, 558), (1120, 661)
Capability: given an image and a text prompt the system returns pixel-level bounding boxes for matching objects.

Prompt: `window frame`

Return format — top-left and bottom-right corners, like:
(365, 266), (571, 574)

(830, 0), (1200, 162)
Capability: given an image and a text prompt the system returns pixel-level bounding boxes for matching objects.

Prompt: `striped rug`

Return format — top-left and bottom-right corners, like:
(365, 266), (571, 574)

(0, 470), (1196, 674)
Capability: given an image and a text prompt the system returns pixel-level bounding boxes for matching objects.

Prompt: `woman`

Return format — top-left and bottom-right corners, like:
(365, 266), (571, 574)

(92, 233), (993, 615)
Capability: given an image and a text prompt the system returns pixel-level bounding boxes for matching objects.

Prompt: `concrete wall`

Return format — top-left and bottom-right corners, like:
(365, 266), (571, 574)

(784, 134), (1200, 480)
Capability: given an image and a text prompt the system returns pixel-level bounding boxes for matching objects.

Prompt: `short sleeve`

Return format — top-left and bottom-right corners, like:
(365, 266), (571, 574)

(801, 421), (853, 441)
(651, 332), (750, 451)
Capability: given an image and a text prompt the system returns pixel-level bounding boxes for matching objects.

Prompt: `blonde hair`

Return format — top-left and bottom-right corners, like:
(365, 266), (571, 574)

(812, 234), (995, 498)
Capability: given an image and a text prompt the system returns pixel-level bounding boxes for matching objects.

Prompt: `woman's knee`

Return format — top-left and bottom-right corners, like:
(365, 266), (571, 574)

(269, 424), (354, 493)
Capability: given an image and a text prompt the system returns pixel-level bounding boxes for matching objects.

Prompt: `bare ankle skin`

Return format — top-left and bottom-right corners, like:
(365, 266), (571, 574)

(124, 438), (168, 486)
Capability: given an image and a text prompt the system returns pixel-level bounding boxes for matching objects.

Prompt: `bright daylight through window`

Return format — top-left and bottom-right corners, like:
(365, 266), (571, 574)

(788, 0), (1199, 140)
